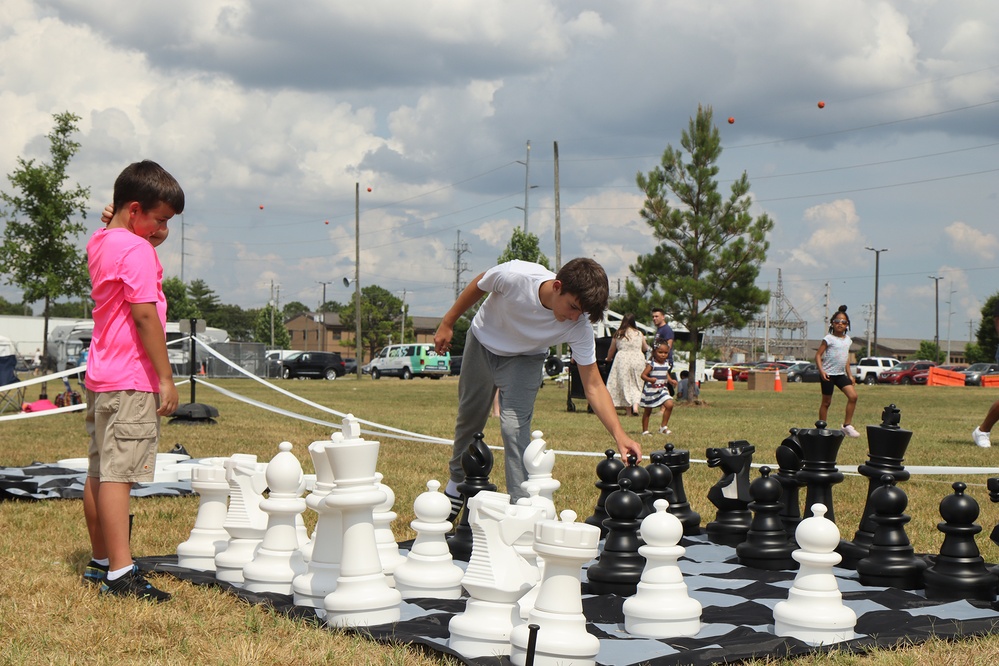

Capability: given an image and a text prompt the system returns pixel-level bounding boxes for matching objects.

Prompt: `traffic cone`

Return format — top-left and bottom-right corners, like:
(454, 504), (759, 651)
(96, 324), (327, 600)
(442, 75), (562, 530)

(774, 368), (783, 393)
(726, 367), (734, 391)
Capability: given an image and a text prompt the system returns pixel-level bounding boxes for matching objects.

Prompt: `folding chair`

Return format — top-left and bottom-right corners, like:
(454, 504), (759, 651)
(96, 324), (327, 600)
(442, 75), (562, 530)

(0, 355), (26, 414)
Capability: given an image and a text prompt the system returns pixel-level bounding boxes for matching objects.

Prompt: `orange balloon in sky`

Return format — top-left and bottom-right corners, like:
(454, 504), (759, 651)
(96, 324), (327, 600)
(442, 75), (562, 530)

(324, 220), (329, 225)
(818, 100), (826, 109)
(367, 187), (372, 192)
(259, 205), (264, 210)
(728, 117), (735, 124)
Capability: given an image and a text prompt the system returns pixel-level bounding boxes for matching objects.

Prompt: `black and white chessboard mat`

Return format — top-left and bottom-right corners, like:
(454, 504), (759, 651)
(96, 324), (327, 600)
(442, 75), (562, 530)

(137, 534), (999, 666)
(0, 462), (193, 500)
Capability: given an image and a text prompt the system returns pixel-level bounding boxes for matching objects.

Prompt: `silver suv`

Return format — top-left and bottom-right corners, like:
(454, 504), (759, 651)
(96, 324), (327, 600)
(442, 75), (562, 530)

(853, 356), (900, 384)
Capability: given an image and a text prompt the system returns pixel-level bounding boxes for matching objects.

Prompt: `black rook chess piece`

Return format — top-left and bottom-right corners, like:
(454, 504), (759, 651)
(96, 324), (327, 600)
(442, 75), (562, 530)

(923, 482), (998, 602)
(839, 404), (913, 567)
(737, 467), (796, 570)
(856, 475), (926, 589)
(585, 450), (625, 537)
(795, 421), (845, 523)
(447, 432), (497, 560)
(659, 444), (701, 535)
(705, 440), (755, 546)
(586, 478), (646, 596)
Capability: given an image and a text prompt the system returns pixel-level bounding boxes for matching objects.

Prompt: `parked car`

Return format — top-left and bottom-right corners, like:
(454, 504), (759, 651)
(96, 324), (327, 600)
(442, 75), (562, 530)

(737, 361), (793, 382)
(852, 357), (900, 384)
(342, 357), (357, 375)
(877, 360), (936, 385)
(449, 355), (463, 376)
(912, 363), (967, 385)
(963, 363), (999, 386)
(368, 343), (450, 379)
(786, 362), (821, 383)
(713, 364), (751, 381)
(280, 351), (346, 380)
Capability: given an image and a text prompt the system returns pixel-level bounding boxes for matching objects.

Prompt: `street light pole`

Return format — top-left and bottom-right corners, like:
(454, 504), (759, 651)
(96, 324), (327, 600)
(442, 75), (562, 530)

(864, 247), (888, 355)
(928, 275), (942, 359)
(316, 280), (332, 352)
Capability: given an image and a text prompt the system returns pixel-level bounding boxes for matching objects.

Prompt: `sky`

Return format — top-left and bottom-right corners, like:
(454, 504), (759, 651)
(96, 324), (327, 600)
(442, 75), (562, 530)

(2, 0), (998, 348)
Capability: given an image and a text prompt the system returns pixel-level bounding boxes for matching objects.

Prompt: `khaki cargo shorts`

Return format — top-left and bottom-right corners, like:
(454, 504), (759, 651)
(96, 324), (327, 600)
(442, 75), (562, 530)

(86, 389), (160, 483)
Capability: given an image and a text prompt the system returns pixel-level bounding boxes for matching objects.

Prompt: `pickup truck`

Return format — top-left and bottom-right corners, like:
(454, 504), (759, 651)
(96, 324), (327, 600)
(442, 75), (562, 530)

(851, 356), (900, 384)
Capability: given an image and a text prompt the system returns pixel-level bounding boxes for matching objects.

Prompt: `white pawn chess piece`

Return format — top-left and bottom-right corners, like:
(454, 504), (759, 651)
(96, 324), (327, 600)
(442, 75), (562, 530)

(393, 480), (464, 599)
(510, 510), (601, 666)
(214, 454), (269, 586)
(176, 461), (230, 571)
(323, 416), (401, 627)
(522, 431), (561, 507)
(293, 434), (345, 613)
(242, 442), (308, 594)
(448, 491), (542, 659)
(623, 499), (702, 638)
(373, 472), (406, 585)
(773, 503), (857, 645)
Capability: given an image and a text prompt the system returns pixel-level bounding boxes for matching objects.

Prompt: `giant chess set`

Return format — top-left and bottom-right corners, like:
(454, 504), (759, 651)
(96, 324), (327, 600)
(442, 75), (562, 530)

(136, 407), (999, 666)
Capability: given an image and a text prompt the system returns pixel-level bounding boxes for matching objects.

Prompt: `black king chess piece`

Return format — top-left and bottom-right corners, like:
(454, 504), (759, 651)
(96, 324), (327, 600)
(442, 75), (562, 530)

(584, 449), (625, 537)
(923, 482), (998, 602)
(774, 428), (805, 539)
(795, 421), (845, 523)
(839, 404), (913, 567)
(705, 440), (755, 546)
(659, 444), (701, 535)
(447, 432), (496, 560)
(737, 466), (797, 570)
(856, 474), (927, 589)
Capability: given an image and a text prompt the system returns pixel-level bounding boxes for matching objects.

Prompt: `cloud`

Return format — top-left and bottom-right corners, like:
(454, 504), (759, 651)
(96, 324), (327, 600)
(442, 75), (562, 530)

(944, 221), (999, 260)
(782, 199), (862, 268)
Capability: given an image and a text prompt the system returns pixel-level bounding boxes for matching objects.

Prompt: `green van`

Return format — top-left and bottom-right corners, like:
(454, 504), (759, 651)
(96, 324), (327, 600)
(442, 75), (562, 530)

(369, 343), (450, 380)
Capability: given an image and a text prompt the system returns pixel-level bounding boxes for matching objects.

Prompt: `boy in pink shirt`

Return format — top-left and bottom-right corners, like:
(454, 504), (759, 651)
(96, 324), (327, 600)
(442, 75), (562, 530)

(82, 161), (183, 602)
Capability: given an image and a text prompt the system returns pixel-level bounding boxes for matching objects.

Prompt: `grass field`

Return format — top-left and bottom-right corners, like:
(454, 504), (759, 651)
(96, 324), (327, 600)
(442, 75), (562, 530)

(2, 375), (999, 665)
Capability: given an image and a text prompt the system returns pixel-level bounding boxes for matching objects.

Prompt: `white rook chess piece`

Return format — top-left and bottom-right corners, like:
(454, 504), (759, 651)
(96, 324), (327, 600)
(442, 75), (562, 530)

(323, 415), (401, 627)
(214, 454), (268, 586)
(293, 433), (344, 613)
(773, 503), (857, 645)
(623, 499), (702, 638)
(242, 442), (308, 594)
(522, 430), (561, 507)
(509, 510), (600, 666)
(394, 480), (464, 599)
(373, 472), (406, 585)
(176, 461), (230, 571)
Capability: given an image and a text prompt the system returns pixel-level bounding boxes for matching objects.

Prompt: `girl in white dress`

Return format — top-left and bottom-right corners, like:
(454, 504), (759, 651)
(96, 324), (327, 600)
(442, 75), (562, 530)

(606, 314), (649, 416)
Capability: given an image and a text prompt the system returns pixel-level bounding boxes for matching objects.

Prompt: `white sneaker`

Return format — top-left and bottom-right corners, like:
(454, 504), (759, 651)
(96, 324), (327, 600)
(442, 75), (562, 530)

(658, 426), (672, 435)
(842, 424), (861, 438)
(641, 431), (652, 436)
(972, 427), (992, 448)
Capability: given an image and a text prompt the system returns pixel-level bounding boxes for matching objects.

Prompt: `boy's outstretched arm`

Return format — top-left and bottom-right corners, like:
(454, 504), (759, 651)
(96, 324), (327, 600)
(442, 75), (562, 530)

(131, 302), (178, 416)
(577, 362), (643, 462)
(434, 271), (486, 354)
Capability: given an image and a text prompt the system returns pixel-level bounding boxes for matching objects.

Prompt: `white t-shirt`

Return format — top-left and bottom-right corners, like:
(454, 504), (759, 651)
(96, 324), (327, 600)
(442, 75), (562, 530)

(820, 333), (852, 375)
(470, 260), (597, 365)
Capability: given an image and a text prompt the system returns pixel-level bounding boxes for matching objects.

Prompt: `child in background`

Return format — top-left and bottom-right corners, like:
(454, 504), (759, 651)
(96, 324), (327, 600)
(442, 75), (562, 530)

(640, 341), (677, 436)
(815, 304), (859, 438)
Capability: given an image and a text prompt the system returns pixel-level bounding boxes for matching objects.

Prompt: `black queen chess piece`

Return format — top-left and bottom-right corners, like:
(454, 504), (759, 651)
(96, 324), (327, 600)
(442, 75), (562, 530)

(839, 404), (913, 567)
(774, 428), (805, 539)
(705, 440), (755, 546)
(584, 449), (625, 538)
(737, 466), (797, 570)
(795, 421), (845, 523)
(856, 475), (927, 589)
(447, 433), (496, 560)
(586, 478), (646, 597)
(658, 444), (701, 535)
(923, 482), (998, 602)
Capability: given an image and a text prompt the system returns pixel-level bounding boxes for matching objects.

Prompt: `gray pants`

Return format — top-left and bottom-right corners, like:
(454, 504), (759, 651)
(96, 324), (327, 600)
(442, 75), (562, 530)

(450, 331), (545, 502)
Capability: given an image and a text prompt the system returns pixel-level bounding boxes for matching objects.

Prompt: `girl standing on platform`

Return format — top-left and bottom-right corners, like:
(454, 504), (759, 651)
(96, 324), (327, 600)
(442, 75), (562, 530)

(639, 341), (677, 436)
(815, 305), (859, 438)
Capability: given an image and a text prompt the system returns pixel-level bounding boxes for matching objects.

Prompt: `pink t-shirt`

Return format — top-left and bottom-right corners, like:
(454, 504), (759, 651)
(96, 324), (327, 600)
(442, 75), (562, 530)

(86, 227), (166, 393)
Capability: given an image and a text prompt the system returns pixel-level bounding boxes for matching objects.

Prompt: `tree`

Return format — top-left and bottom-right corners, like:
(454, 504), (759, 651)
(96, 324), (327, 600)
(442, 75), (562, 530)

(916, 341), (944, 364)
(283, 301), (309, 319)
(631, 105), (773, 400)
(187, 279), (221, 320)
(162, 276), (199, 321)
(0, 112), (91, 368)
(254, 304), (290, 348)
(47, 300), (89, 318)
(497, 227), (551, 269)
(968, 293), (999, 364)
(212, 303), (256, 342)
(0, 296), (29, 315)
(338, 285), (406, 361)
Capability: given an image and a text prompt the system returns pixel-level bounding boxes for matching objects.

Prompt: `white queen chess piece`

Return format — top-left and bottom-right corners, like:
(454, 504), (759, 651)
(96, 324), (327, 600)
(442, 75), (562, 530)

(393, 480), (464, 599)
(176, 460), (230, 571)
(293, 433), (344, 612)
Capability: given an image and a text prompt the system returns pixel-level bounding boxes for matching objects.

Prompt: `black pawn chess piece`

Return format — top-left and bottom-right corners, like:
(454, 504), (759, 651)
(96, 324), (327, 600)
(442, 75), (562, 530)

(737, 467), (796, 570)
(795, 421), (845, 523)
(774, 429), (805, 539)
(618, 454), (651, 519)
(447, 432), (497, 560)
(839, 404), (913, 567)
(923, 482), (998, 602)
(856, 475), (927, 589)
(659, 444), (701, 535)
(586, 478), (646, 597)
(705, 440), (755, 546)
(644, 452), (675, 517)
(585, 450), (625, 537)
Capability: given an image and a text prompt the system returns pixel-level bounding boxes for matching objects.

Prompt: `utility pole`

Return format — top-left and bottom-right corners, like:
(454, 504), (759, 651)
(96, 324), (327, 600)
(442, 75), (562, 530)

(864, 247), (888, 355)
(946, 288), (956, 363)
(517, 140), (531, 232)
(354, 182), (362, 377)
(928, 275), (942, 357)
(269, 280), (275, 349)
(399, 289), (407, 343)
(316, 280), (332, 351)
(453, 230), (470, 300)
(553, 140), (561, 271)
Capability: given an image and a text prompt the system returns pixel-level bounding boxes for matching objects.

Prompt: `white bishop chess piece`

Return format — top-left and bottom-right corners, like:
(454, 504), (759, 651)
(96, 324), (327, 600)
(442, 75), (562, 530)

(393, 480), (464, 599)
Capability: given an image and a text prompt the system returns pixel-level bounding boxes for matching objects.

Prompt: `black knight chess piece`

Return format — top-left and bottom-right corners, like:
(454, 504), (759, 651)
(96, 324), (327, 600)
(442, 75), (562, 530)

(774, 429), (805, 539)
(585, 449), (625, 537)
(447, 432), (497, 560)
(705, 440), (755, 546)
(586, 478), (646, 597)
(795, 421), (845, 523)
(923, 482), (998, 602)
(839, 404), (913, 567)
(737, 466), (796, 570)
(856, 475), (926, 589)
(659, 444), (701, 535)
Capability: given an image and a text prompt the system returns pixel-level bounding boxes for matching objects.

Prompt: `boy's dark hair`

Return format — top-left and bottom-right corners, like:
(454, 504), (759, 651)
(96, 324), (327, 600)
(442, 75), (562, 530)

(556, 258), (609, 323)
(113, 160), (185, 215)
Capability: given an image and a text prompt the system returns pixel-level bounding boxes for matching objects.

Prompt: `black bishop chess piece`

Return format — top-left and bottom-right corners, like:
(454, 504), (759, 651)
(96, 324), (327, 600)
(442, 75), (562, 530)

(618, 454), (651, 520)
(839, 404), (913, 567)
(705, 440), (755, 546)
(658, 444), (701, 535)
(586, 478), (646, 597)
(737, 466), (796, 570)
(584, 449), (625, 538)
(923, 482), (998, 602)
(795, 421), (845, 523)
(774, 429), (805, 539)
(644, 452), (675, 517)
(447, 432), (497, 560)
(856, 475), (927, 589)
